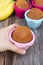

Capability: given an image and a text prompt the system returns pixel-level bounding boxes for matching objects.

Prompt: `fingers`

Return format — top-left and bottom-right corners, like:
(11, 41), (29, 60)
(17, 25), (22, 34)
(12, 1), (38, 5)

(6, 20), (20, 31)
(7, 24), (18, 31)
(9, 43), (26, 54)
(0, 23), (18, 32)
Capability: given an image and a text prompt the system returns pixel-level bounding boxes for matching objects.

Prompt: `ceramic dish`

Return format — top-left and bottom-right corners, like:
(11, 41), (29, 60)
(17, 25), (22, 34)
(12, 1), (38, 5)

(14, 2), (32, 18)
(24, 9), (43, 29)
(32, 0), (43, 10)
(8, 26), (35, 50)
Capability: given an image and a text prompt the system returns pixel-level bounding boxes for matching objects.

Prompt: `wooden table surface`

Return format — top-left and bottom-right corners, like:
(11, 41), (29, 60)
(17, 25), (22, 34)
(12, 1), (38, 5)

(0, 13), (43, 65)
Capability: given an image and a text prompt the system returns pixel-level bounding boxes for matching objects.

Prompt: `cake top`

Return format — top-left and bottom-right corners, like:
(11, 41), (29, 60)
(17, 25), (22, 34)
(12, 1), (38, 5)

(16, 0), (29, 9)
(11, 25), (33, 43)
(35, 0), (43, 6)
(27, 8), (43, 20)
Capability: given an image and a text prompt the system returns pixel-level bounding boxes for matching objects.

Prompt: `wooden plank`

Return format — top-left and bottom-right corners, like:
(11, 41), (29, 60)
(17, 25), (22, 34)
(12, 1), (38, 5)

(4, 51), (17, 65)
(0, 52), (5, 65)
(34, 23), (43, 65)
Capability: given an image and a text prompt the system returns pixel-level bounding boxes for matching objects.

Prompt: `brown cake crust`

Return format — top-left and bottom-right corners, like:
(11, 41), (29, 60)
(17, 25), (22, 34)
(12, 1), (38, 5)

(35, 0), (43, 6)
(16, 0), (29, 9)
(11, 26), (33, 43)
(27, 8), (43, 20)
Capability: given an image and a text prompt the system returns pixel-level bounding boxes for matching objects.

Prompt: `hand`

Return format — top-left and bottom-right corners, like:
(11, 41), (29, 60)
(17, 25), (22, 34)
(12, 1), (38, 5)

(0, 24), (26, 54)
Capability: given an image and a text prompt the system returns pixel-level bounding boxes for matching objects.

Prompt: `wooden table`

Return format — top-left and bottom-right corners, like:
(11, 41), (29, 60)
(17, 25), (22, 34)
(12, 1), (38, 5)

(0, 13), (43, 65)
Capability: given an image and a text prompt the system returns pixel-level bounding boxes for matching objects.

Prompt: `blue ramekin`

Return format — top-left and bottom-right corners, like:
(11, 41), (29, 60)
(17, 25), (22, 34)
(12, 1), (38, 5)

(24, 9), (43, 29)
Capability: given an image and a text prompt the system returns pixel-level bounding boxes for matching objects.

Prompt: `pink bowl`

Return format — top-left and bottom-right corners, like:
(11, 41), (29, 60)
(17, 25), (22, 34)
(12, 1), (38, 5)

(32, 0), (43, 10)
(14, 2), (32, 18)
(8, 26), (35, 50)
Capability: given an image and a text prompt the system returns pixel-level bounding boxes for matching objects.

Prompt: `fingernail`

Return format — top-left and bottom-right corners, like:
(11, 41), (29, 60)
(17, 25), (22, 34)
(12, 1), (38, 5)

(21, 50), (26, 54)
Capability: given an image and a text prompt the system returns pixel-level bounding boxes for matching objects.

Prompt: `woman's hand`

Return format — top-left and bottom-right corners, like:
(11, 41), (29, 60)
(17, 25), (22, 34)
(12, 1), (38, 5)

(0, 24), (26, 54)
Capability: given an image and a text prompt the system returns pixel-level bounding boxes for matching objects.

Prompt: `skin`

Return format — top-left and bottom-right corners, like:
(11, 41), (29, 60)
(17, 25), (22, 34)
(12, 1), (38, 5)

(0, 24), (26, 54)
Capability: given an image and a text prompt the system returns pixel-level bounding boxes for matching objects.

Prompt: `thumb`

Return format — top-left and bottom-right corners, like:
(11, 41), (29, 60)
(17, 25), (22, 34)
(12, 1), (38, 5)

(9, 43), (26, 54)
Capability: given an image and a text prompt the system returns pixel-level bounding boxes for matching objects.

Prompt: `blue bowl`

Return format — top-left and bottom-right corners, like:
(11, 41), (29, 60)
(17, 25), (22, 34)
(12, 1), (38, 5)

(24, 9), (43, 29)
